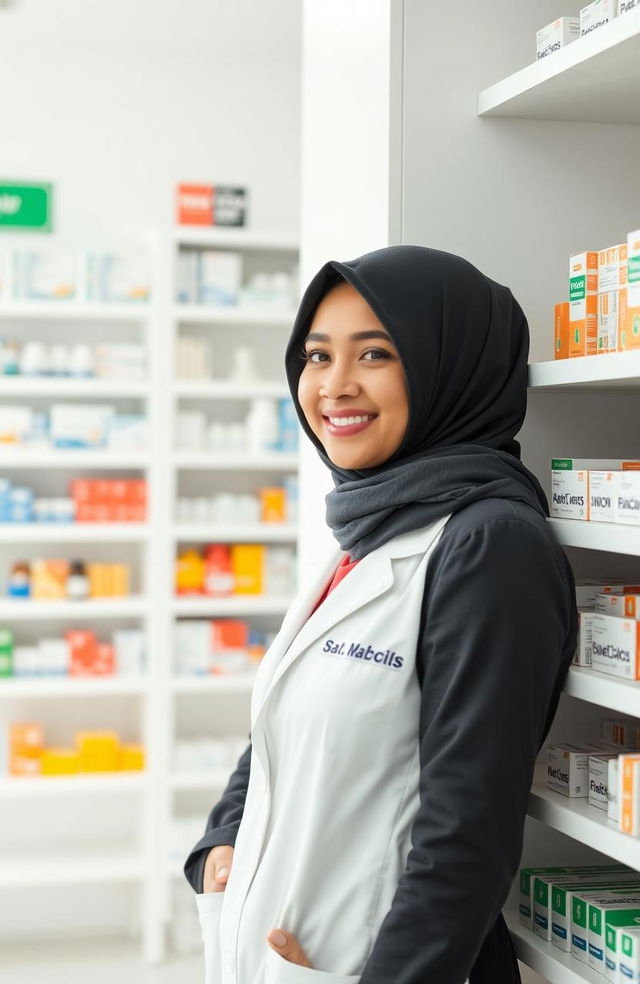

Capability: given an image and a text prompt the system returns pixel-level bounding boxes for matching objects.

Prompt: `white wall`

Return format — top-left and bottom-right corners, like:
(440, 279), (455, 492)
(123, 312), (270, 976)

(297, 0), (403, 573)
(0, 0), (301, 245)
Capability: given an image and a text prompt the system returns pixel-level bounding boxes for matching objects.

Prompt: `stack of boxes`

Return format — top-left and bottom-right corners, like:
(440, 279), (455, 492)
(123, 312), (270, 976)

(0, 626), (144, 678)
(550, 458), (640, 526)
(3, 723), (145, 777)
(555, 229), (639, 359)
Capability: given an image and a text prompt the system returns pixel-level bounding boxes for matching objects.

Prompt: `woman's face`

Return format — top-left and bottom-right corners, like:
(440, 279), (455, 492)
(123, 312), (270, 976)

(297, 281), (409, 470)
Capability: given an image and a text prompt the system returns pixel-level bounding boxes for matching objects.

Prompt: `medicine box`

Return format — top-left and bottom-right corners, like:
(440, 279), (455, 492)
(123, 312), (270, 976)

(588, 897), (640, 973)
(589, 753), (619, 810)
(547, 742), (608, 796)
(591, 613), (640, 680)
(597, 291), (622, 354)
(620, 754), (640, 836)
(198, 250), (242, 306)
(589, 470), (619, 522)
(624, 229), (640, 350)
(575, 610), (596, 666)
(521, 865), (624, 934)
(536, 17), (580, 59)
(569, 252), (598, 357)
(602, 718), (640, 748)
(619, 927), (640, 982)
(572, 892), (640, 962)
(534, 868), (630, 942)
(580, 0), (617, 36)
(551, 874), (640, 953)
(554, 302), (570, 359)
(551, 460), (640, 521)
(595, 593), (632, 617)
(599, 244), (628, 293)
(617, 470), (640, 526)
(609, 758), (621, 821)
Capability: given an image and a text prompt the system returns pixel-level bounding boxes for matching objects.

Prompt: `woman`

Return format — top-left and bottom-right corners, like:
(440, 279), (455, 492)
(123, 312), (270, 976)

(184, 245), (578, 984)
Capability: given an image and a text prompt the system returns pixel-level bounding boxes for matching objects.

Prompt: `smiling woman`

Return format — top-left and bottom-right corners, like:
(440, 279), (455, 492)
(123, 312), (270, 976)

(296, 280), (409, 470)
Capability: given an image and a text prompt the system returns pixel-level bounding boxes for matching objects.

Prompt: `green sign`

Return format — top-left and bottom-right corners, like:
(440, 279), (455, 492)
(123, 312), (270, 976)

(0, 182), (52, 232)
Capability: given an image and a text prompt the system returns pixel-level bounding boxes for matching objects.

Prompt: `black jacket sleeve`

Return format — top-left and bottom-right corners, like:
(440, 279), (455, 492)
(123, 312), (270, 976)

(183, 739), (252, 893)
(358, 514), (577, 984)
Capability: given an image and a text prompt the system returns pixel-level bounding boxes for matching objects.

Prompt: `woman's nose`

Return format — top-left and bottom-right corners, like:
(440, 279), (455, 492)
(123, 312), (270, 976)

(319, 363), (360, 400)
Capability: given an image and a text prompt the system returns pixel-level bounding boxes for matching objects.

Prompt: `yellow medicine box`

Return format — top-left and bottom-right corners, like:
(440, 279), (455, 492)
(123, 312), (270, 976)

(76, 730), (121, 772)
(40, 748), (80, 775)
(231, 544), (264, 594)
(120, 743), (145, 771)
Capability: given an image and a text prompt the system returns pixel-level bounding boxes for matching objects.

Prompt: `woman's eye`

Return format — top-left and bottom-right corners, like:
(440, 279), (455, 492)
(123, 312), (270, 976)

(302, 348), (391, 363)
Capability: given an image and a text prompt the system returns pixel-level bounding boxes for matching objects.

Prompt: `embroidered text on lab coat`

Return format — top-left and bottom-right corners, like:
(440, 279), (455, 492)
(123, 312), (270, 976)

(321, 637), (404, 669)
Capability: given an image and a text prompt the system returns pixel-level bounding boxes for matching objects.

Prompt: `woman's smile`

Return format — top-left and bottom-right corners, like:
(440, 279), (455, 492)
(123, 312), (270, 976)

(321, 410), (379, 436)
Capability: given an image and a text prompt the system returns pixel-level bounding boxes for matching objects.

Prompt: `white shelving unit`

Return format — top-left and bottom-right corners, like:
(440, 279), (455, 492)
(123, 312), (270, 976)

(477, 12), (640, 968)
(0, 226), (301, 962)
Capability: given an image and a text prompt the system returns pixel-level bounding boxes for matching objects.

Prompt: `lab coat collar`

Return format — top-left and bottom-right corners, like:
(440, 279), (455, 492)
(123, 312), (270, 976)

(251, 515), (451, 725)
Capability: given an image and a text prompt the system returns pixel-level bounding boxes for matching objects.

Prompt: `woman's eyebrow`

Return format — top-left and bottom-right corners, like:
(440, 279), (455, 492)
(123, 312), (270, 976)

(305, 330), (391, 342)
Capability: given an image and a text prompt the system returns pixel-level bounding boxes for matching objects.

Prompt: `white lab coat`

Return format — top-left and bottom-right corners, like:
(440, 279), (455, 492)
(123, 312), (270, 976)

(195, 513), (458, 984)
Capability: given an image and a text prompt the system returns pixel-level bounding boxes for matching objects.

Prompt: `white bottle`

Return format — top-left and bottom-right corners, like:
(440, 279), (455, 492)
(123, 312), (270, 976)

(229, 346), (259, 382)
(246, 398), (279, 455)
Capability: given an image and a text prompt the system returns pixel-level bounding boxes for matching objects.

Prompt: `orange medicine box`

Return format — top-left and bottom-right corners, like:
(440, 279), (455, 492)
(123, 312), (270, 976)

(620, 754), (640, 836)
(211, 619), (248, 651)
(260, 487), (286, 522)
(569, 251), (598, 357)
(555, 302), (570, 360)
(66, 629), (98, 675)
(8, 722), (44, 776)
(31, 559), (69, 599)
(76, 730), (120, 772)
(230, 544), (264, 594)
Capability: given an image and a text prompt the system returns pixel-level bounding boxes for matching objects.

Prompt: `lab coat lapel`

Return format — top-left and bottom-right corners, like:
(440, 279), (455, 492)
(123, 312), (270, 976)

(253, 544), (395, 720)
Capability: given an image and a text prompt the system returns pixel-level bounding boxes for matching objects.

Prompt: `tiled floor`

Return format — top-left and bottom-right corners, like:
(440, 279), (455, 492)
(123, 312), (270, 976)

(0, 938), (203, 984)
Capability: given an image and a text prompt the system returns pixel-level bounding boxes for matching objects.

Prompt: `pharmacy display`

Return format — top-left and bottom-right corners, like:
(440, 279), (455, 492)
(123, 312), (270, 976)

(0, 626), (144, 678)
(0, 404), (147, 451)
(0, 245), (150, 302)
(176, 245), (297, 308)
(5, 722), (144, 777)
(1, 478), (146, 524)
(554, 227), (640, 359)
(536, 1), (635, 62)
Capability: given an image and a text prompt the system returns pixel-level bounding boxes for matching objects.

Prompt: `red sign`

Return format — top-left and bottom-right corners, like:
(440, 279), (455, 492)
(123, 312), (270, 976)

(176, 184), (213, 226)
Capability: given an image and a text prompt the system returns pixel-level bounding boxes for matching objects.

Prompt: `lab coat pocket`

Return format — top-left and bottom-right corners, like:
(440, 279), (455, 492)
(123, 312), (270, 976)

(195, 890), (225, 984)
(265, 945), (360, 984)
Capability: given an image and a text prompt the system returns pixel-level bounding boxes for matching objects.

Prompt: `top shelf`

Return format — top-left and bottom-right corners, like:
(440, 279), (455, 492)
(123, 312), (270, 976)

(173, 227), (299, 251)
(528, 351), (640, 391)
(478, 8), (640, 124)
(0, 302), (151, 322)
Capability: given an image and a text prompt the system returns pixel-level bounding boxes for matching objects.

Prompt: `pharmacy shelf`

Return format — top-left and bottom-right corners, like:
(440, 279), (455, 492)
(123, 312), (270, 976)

(504, 907), (602, 984)
(174, 452), (298, 471)
(0, 676), (147, 698)
(564, 666), (640, 718)
(169, 769), (233, 790)
(0, 597), (148, 620)
(0, 773), (147, 796)
(548, 517), (640, 556)
(477, 8), (640, 124)
(172, 674), (256, 694)
(173, 227), (299, 251)
(0, 377), (150, 398)
(528, 352), (640, 391)
(172, 595), (292, 617)
(0, 449), (150, 469)
(0, 845), (145, 889)
(528, 764), (640, 870)
(0, 301), (151, 321)
(0, 523), (149, 542)
(173, 304), (296, 326)
(173, 523), (297, 542)
(174, 379), (290, 399)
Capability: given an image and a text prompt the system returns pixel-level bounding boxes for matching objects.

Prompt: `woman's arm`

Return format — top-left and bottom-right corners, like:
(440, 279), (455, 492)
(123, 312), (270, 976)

(183, 738), (252, 893)
(359, 514), (577, 984)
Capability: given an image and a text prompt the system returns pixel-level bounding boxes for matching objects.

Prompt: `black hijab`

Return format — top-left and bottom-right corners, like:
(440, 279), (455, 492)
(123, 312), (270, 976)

(284, 244), (549, 560)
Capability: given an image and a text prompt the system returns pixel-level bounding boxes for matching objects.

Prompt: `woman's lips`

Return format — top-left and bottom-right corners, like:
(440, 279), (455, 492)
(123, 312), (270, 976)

(322, 415), (378, 437)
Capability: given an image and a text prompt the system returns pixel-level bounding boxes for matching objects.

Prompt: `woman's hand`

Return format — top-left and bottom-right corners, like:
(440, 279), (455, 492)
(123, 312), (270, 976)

(204, 849), (312, 968)
(203, 844), (234, 892)
(266, 928), (312, 968)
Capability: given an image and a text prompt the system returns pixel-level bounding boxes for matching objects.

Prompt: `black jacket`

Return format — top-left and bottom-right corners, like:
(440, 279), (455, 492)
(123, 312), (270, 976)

(184, 498), (577, 984)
